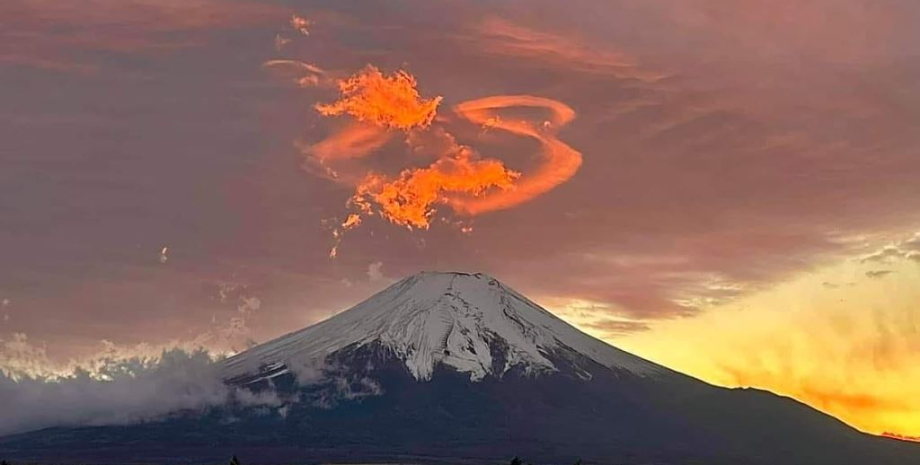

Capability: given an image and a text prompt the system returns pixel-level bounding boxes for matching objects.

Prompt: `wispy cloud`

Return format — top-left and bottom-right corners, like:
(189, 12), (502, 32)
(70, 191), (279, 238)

(470, 17), (665, 81)
(0, 0), (287, 73)
(866, 270), (895, 279)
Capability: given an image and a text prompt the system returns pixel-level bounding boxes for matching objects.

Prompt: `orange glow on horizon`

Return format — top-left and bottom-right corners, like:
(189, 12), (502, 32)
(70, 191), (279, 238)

(614, 257), (920, 439)
(883, 432), (920, 443)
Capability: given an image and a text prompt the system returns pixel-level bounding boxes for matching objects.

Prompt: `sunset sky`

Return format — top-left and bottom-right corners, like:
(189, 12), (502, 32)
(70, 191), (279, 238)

(1, 0), (919, 439)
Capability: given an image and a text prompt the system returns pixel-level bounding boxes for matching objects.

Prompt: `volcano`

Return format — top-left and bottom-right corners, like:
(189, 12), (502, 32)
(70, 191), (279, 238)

(223, 271), (663, 384)
(1, 272), (917, 464)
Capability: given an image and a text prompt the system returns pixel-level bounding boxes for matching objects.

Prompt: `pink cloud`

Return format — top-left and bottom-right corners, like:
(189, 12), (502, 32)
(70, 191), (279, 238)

(0, 0), (288, 73)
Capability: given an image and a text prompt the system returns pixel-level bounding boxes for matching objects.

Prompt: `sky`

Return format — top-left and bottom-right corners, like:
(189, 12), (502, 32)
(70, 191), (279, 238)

(1, 0), (919, 439)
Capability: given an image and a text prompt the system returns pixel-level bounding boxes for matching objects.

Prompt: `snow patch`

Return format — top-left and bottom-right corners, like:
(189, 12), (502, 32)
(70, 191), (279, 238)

(223, 272), (664, 382)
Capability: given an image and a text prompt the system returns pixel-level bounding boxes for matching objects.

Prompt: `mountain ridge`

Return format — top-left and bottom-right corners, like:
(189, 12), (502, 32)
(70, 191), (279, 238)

(2, 271), (918, 465)
(223, 271), (665, 384)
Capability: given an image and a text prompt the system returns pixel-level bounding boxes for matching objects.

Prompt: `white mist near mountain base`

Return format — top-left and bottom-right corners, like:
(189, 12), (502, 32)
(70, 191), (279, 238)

(0, 349), (279, 435)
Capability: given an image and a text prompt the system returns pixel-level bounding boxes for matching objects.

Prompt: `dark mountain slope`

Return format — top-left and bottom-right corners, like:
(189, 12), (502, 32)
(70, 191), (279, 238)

(1, 272), (917, 465)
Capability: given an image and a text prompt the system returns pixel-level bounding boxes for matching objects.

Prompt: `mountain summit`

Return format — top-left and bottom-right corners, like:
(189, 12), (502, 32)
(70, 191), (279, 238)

(2, 271), (918, 465)
(223, 271), (661, 383)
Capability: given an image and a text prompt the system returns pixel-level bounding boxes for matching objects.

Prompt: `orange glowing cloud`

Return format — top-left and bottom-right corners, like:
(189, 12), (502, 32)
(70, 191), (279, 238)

(452, 95), (582, 215)
(329, 213), (362, 259)
(315, 93), (582, 232)
(353, 147), (520, 229)
(281, 62), (582, 251)
(304, 122), (393, 180)
(316, 65), (443, 131)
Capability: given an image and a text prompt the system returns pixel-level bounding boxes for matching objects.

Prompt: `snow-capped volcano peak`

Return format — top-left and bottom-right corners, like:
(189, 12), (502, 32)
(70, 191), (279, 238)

(223, 271), (664, 382)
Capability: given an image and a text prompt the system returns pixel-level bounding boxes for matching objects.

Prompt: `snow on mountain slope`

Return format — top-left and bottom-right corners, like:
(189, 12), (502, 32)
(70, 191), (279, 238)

(222, 271), (665, 383)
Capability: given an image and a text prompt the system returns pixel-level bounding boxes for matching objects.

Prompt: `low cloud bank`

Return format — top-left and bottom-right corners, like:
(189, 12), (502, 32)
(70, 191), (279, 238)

(0, 349), (278, 436)
(0, 343), (390, 436)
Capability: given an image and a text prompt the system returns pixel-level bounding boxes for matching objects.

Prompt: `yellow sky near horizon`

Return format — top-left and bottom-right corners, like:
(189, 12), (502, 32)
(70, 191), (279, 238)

(3, 244), (917, 439)
(552, 246), (920, 438)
